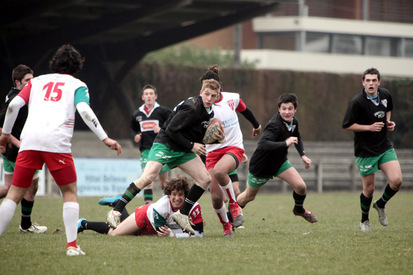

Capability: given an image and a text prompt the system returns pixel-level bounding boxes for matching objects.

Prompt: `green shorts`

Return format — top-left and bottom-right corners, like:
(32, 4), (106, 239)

(228, 169), (237, 176)
(147, 143), (197, 170)
(247, 160), (293, 188)
(140, 149), (170, 174)
(356, 148), (398, 176)
(2, 155), (40, 178)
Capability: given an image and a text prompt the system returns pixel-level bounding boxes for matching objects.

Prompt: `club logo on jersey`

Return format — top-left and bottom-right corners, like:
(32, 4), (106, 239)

(381, 99), (387, 108)
(136, 115), (143, 122)
(227, 99), (235, 110)
(374, 111), (385, 119)
(201, 120), (210, 129)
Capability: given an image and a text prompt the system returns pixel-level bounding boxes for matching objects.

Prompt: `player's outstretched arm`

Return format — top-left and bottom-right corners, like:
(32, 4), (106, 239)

(76, 102), (121, 155)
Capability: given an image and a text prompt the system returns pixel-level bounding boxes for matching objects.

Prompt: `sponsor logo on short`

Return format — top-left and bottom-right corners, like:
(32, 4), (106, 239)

(359, 164), (372, 172)
(250, 177), (267, 184)
(155, 151), (172, 159)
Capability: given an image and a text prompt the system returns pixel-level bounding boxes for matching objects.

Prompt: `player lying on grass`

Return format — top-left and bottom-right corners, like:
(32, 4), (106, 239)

(106, 79), (224, 234)
(79, 176), (203, 238)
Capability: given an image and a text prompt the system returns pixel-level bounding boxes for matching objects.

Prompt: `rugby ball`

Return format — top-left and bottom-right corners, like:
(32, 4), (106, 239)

(203, 118), (222, 144)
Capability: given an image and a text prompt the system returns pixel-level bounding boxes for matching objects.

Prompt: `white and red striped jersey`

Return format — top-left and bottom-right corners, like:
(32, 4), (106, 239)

(147, 195), (203, 237)
(206, 92), (244, 153)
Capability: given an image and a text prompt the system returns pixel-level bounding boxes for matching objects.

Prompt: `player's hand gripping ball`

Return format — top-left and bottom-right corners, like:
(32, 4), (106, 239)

(203, 118), (225, 144)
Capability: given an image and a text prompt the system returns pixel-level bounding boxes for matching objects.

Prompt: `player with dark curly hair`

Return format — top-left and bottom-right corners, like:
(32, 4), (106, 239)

(106, 79), (223, 234)
(78, 176), (204, 238)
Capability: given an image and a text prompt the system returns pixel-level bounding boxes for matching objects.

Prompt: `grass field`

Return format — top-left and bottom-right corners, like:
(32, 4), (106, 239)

(0, 191), (412, 275)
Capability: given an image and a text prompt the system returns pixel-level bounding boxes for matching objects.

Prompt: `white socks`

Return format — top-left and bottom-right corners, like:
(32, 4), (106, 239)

(214, 202), (229, 224)
(0, 199), (17, 236)
(63, 202), (79, 244)
(0, 199), (80, 245)
(219, 179), (237, 204)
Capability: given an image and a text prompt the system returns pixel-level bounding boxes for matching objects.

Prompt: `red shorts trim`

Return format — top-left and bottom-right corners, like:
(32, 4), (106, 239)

(206, 146), (245, 170)
(16, 150), (74, 171)
(12, 166), (36, 188)
(14, 150), (76, 186)
(134, 203), (156, 235)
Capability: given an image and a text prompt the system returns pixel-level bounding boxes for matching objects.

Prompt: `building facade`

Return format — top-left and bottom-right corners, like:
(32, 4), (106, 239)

(187, 0), (413, 77)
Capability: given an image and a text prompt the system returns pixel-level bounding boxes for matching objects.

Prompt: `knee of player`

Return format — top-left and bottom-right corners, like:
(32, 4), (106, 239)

(28, 183), (39, 193)
(211, 194), (223, 205)
(142, 173), (157, 184)
(295, 184), (307, 195)
(245, 192), (257, 202)
(390, 177), (403, 190)
(202, 173), (212, 185)
(212, 168), (227, 180)
(1, 184), (10, 192)
(364, 185), (375, 195)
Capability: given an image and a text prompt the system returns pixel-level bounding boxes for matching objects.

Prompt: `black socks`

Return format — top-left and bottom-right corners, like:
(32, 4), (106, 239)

(143, 189), (153, 204)
(20, 198), (34, 229)
(360, 193), (372, 222)
(376, 184), (398, 208)
(114, 182), (141, 212)
(180, 184), (205, 215)
(293, 191), (306, 214)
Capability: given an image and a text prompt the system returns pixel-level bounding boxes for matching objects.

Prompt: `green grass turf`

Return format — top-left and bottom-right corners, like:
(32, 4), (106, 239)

(0, 192), (412, 274)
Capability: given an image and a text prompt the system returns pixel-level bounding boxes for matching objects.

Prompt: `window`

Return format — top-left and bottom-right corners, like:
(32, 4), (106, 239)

(305, 32), (330, 53)
(331, 35), (362, 55)
(405, 39), (413, 58)
(365, 37), (398, 57)
(260, 32), (296, 50)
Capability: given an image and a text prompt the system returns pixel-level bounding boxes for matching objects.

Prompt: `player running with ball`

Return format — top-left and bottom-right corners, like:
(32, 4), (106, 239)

(106, 79), (224, 234)
(201, 65), (261, 237)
